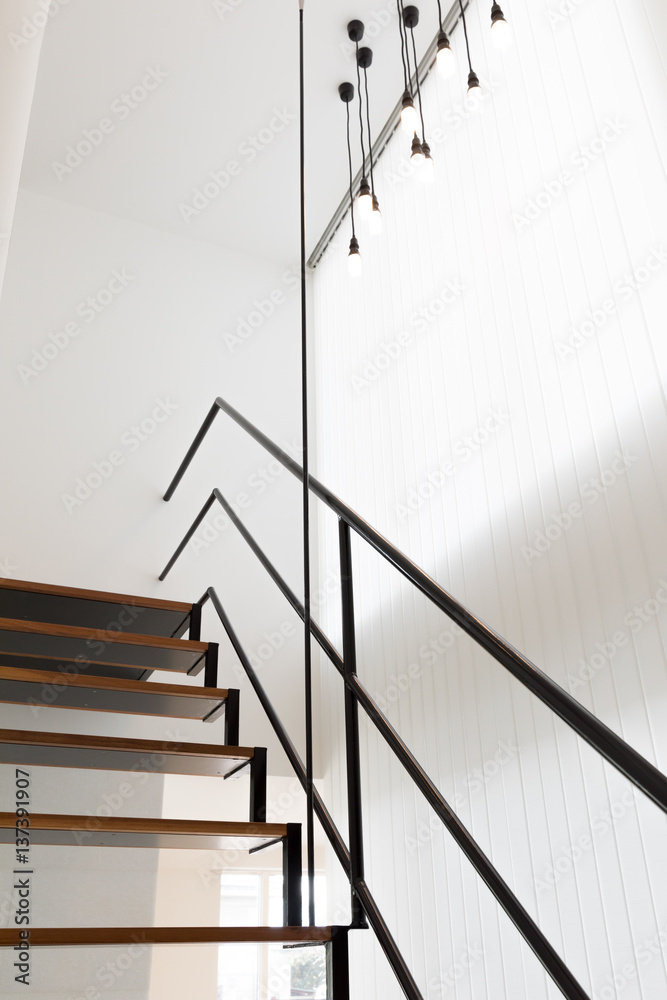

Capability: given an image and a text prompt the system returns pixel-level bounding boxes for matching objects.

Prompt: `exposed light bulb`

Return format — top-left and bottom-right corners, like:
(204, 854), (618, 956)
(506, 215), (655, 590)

(401, 92), (420, 134)
(420, 142), (435, 183)
(490, 3), (510, 49)
(357, 177), (373, 221)
(370, 195), (383, 235)
(410, 132), (424, 166)
(348, 236), (362, 277)
(436, 31), (455, 79)
(467, 70), (483, 103)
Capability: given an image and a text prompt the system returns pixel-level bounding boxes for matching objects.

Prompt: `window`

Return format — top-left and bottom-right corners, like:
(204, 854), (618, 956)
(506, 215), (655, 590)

(218, 872), (327, 1000)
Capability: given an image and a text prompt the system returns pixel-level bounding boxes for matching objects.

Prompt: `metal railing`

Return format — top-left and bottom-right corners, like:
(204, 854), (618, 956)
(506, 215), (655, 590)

(160, 395), (667, 1000)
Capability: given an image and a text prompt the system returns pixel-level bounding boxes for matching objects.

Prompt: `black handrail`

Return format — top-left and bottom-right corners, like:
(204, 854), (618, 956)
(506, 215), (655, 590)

(165, 488), (592, 1000)
(201, 585), (424, 1000)
(162, 396), (667, 816)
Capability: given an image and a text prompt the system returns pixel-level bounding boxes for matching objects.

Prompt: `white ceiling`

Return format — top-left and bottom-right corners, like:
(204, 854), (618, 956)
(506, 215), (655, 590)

(19, 0), (438, 265)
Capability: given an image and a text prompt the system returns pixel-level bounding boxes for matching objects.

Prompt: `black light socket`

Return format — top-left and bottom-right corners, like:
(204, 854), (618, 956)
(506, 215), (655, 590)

(338, 82), (355, 103)
(437, 28), (451, 51)
(491, 2), (506, 24)
(357, 46), (373, 68)
(359, 176), (371, 198)
(347, 19), (364, 42)
(349, 235), (360, 254)
(410, 133), (424, 157)
(402, 5), (420, 29)
(467, 70), (481, 90)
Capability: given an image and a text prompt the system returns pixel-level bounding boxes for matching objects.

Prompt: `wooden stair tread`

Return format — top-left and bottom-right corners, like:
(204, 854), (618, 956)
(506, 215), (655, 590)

(0, 926), (332, 946)
(0, 578), (193, 639)
(0, 729), (254, 777)
(0, 812), (288, 850)
(0, 618), (209, 681)
(0, 665), (229, 722)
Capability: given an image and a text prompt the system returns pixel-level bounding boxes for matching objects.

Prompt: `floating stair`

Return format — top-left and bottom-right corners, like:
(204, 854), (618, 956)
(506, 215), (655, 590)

(0, 813), (290, 851)
(0, 666), (234, 725)
(0, 618), (214, 681)
(0, 578), (195, 639)
(0, 729), (256, 778)
(0, 926), (333, 946)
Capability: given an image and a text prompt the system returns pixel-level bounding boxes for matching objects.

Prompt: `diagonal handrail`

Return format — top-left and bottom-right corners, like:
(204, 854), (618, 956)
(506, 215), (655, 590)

(166, 493), (593, 1000)
(162, 397), (667, 816)
(202, 585), (424, 1000)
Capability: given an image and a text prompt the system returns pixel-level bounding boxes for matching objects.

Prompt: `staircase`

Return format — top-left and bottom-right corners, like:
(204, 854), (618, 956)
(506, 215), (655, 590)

(3, 397), (667, 1000)
(0, 578), (349, 998)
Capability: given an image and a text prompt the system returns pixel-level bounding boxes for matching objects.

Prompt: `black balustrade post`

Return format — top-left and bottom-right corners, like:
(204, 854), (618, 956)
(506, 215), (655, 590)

(338, 518), (367, 929)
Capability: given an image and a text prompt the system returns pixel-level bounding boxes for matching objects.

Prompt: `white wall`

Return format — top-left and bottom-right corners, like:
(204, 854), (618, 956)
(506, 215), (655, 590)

(313, 0), (667, 997)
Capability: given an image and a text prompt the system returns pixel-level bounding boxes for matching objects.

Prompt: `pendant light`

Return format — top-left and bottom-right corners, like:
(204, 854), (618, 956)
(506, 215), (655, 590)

(490, 2), (510, 49)
(348, 21), (374, 224)
(435, 0), (455, 78)
(358, 44), (383, 234)
(339, 82), (362, 277)
(403, 3), (435, 182)
(457, 0), (482, 101)
(396, 0), (419, 135)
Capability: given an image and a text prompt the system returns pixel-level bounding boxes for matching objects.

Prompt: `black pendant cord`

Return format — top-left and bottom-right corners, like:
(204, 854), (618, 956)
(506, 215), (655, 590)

(396, 0), (409, 91)
(457, 0), (474, 73)
(355, 40), (367, 178)
(363, 67), (376, 197)
(298, 0), (316, 929)
(346, 102), (356, 237)
(409, 28), (427, 143)
(399, 0), (414, 96)
(436, 0), (444, 31)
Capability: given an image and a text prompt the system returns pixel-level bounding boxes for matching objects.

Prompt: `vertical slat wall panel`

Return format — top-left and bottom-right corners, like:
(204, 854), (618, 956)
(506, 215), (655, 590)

(312, 0), (667, 997)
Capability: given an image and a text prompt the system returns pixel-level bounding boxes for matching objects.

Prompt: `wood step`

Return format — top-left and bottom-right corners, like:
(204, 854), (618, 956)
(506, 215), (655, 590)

(0, 926), (332, 946)
(0, 618), (212, 682)
(0, 665), (230, 723)
(0, 729), (254, 777)
(0, 578), (194, 639)
(0, 813), (288, 850)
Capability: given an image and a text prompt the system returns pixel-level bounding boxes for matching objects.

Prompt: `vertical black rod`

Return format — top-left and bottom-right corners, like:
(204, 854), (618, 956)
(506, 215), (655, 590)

(338, 519), (367, 928)
(283, 823), (304, 926)
(299, 0), (316, 928)
(249, 747), (268, 822)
